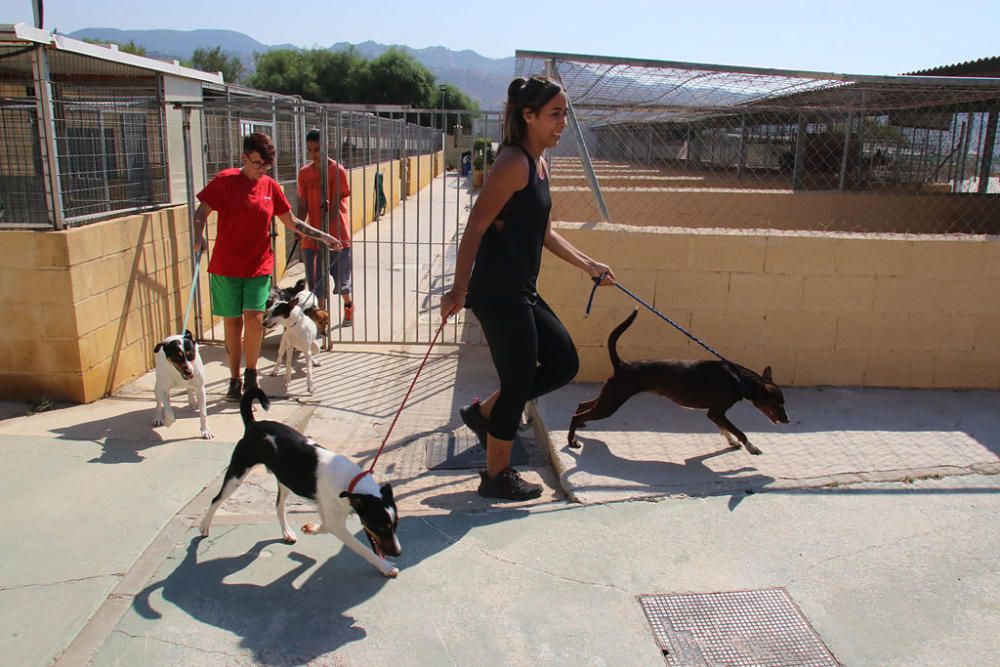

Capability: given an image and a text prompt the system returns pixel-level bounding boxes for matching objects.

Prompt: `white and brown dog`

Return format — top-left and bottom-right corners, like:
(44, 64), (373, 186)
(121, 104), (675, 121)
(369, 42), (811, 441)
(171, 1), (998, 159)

(200, 388), (401, 577)
(264, 295), (321, 394)
(152, 330), (213, 439)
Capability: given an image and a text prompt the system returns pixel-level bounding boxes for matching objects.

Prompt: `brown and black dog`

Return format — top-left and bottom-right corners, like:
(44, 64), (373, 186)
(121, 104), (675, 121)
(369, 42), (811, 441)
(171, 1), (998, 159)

(568, 309), (789, 455)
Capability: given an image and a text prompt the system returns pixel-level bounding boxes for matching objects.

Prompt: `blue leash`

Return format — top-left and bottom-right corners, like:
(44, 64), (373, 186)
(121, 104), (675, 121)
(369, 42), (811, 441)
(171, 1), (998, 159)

(181, 250), (203, 335)
(585, 275), (731, 364)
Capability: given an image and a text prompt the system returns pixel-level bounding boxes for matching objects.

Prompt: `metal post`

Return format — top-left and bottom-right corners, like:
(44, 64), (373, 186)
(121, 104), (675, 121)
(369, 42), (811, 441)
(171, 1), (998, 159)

(977, 110), (998, 194)
(792, 114), (808, 190)
(955, 116), (973, 193)
(180, 106), (204, 337)
(839, 111), (853, 191)
(546, 58), (611, 223)
(737, 115), (747, 179)
(31, 44), (64, 229)
(320, 107), (331, 314)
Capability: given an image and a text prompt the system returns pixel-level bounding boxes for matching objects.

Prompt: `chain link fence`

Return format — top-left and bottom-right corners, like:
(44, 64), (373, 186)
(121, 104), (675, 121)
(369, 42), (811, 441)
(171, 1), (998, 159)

(516, 51), (1000, 234)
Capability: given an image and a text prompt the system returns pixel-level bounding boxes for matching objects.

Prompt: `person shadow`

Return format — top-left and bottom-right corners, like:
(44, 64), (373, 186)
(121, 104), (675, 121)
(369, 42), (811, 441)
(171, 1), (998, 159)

(564, 437), (776, 510)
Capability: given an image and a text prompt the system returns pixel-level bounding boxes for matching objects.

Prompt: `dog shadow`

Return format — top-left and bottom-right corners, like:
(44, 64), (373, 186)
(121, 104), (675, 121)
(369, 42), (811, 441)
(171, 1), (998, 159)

(133, 537), (380, 664)
(134, 505), (528, 664)
(42, 400), (235, 464)
(564, 438), (775, 510)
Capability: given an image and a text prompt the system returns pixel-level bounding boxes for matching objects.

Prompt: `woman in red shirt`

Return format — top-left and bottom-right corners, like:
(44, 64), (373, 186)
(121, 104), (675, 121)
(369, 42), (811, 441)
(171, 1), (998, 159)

(193, 132), (342, 400)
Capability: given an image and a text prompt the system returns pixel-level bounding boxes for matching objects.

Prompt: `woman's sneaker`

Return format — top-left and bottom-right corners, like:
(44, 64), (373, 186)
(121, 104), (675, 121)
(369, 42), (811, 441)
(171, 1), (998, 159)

(477, 468), (542, 500)
(459, 401), (489, 449)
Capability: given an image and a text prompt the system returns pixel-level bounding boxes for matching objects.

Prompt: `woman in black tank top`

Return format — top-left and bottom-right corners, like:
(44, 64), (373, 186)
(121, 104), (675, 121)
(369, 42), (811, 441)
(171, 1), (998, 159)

(440, 76), (616, 500)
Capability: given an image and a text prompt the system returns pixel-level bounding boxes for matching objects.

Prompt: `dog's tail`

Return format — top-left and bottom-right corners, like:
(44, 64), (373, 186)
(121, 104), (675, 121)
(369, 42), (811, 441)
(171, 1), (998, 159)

(240, 386), (270, 427)
(608, 308), (639, 370)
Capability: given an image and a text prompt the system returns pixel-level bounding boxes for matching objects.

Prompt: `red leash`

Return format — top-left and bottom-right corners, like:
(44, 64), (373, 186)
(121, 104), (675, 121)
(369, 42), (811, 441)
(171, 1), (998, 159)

(348, 322), (445, 493)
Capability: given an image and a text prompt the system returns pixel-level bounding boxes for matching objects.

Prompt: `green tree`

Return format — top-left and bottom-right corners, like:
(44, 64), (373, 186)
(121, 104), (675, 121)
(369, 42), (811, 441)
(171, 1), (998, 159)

(248, 49), (320, 100)
(185, 46), (245, 84)
(357, 48), (435, 106)
(307, 47), (367, 103)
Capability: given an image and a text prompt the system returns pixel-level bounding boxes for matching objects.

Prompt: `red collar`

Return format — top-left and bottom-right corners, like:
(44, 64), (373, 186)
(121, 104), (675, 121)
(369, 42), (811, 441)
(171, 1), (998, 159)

(347, 470), (370, 494)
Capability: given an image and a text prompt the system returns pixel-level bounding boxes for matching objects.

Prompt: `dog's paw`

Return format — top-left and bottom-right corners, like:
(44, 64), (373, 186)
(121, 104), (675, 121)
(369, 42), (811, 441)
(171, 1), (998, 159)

(746, 443), (763, 455)
(381, 564), (400, 578)
(152, 418), (164, 427)
(282, 532), (297, 544)
(311, 358), (321, 367)
(568, 438), (582, 449)
(201, 429), (215, 440)
(163, 414), (176, 427)
(269, 368), (280, 377)
(307, 385), (315, 394)
(301, 523), (321, 534)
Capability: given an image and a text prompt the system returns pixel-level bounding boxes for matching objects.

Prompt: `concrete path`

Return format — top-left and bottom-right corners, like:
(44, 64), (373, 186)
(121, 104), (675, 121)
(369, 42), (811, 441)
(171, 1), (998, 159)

(3, 173), (1000, 665)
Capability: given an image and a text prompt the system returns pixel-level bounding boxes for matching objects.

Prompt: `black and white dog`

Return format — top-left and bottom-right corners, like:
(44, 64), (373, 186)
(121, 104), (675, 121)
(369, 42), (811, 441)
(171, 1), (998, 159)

(199, 387), (401, 577)
(152, 330), (212, 439)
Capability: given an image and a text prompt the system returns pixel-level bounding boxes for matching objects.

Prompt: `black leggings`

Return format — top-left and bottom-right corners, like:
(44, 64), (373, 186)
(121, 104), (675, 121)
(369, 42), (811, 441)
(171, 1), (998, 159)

(472, 298), (579, 441)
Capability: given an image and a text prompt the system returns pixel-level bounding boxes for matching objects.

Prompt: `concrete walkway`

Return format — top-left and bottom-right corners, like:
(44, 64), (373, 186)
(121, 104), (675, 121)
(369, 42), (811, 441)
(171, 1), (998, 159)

(3, 173), (1000, 665)
(3, 337), (1000, 665)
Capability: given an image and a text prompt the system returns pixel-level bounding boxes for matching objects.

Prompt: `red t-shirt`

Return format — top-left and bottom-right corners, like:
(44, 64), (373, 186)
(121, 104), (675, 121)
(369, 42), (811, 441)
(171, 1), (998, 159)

(198, 168), (291, 278)
(297, 159), (352, 250)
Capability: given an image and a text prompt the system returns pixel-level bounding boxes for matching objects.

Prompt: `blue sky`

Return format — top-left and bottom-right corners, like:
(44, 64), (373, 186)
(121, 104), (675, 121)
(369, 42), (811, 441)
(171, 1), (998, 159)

(6, 0), (999, 75)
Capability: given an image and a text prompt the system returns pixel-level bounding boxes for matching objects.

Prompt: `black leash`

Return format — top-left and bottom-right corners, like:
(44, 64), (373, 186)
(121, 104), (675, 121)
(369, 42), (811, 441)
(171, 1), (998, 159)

(585, 275), (732, 365)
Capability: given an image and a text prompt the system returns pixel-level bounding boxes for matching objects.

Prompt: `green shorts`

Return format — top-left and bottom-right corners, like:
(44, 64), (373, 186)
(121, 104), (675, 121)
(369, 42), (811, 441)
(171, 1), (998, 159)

(210, 274), (271, 318)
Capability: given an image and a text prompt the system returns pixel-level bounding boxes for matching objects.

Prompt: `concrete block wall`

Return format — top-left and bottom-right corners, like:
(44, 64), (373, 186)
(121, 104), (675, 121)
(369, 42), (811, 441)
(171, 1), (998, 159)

(0, 208), (215, 402)
(539, 223), (1000, 389)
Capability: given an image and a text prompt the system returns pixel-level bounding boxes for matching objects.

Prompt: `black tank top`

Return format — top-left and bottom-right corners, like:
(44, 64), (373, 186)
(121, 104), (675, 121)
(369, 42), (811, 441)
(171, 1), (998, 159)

(467, 145), (551, 306)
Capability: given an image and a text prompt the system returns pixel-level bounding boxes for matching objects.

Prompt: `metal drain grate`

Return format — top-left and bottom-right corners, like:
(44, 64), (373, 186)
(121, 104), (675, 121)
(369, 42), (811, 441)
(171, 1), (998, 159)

(639, 588), (839, 666)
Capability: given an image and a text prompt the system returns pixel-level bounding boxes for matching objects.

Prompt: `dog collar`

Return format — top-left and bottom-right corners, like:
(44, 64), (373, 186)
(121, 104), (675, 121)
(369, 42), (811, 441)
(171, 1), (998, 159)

(347, 470), (370, 494)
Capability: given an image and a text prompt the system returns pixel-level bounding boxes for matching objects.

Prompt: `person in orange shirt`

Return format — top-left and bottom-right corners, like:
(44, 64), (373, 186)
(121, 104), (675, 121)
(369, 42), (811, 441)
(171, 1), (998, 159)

(297, 129), (355, 326)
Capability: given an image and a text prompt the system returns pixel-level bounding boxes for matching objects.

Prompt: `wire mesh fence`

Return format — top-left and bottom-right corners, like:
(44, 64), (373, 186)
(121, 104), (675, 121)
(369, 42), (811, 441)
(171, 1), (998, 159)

(516, 51), (1000, 234)
(0, 45), (170, 228)
(0, 44), (47, 227)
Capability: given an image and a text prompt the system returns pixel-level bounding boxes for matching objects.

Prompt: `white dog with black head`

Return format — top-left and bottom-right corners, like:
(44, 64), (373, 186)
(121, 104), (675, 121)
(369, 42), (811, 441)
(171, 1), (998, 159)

(152, 330), (213, 439)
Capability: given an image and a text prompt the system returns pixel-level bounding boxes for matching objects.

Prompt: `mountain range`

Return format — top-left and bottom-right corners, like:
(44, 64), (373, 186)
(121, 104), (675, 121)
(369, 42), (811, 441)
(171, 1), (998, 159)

(67, 28), (515, 108)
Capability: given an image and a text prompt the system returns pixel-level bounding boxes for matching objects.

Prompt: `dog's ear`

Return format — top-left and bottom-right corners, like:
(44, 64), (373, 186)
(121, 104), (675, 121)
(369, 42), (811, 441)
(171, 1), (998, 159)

(183, 330), (194, 341)
(338, 491), (364, 510)
(184, 339), (196, 361)
(154, 343), (163, 353)
(380, 483), (394, 503)
(762, 366), (773, 383)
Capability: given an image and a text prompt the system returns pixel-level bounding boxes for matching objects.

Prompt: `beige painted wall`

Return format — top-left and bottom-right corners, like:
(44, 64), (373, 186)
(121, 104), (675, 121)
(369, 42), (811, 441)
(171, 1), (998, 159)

(0, 208), (213, 403)
(406, 151), (444, 196)
(539, 223), (1000, 389)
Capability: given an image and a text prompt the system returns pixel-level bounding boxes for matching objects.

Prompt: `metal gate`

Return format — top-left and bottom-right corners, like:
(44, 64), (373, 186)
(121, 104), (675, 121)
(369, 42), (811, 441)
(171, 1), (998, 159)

(188, 84), (504, 346)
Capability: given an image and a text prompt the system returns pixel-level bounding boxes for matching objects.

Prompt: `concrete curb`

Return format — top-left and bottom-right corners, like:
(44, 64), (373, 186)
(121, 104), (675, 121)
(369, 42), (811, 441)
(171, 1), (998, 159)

(525, 400), (582, 504)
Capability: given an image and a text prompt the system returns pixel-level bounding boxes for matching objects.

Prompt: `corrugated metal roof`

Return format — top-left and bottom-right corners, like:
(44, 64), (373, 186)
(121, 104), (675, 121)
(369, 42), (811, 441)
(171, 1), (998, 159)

(0, 22), (223, 83)
(903, 56), (1000, 77)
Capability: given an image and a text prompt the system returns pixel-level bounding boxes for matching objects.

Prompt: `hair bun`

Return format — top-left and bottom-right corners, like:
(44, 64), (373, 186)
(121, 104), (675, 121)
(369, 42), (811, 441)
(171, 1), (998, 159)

(506, 77), (527, 102)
